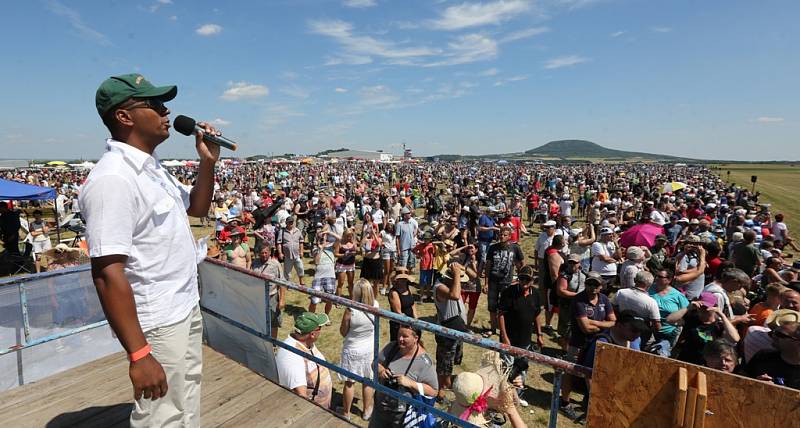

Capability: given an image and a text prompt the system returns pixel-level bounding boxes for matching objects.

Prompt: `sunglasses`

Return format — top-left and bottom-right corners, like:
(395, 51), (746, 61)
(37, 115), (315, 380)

(772, 331), (800, 342)
(656, 275), (672, 279)
(127, 98), (169, 115)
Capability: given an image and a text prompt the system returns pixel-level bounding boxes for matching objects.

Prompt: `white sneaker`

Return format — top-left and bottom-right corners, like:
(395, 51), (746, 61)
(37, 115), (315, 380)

(519, 398), (529, 407)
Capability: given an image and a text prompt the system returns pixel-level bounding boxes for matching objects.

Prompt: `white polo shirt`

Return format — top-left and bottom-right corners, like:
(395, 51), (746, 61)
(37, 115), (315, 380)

(80, 139), (199, 332)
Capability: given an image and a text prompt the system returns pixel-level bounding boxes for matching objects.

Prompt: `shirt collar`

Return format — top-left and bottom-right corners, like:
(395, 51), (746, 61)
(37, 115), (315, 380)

(106, 139), (160, 172)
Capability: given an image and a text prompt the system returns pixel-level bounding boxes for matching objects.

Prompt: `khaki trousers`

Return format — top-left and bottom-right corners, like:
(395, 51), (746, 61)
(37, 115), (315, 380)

(131, 305), (203, 428)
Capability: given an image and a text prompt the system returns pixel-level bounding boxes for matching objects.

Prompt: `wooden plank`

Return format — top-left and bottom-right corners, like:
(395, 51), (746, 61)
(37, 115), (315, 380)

(684, 387), (697, 428)
(215, 382), (309, 427)
(675, 367), (688, 428)
(694, 372), (708, 428)
(0, 352), (126, 412)
(588, 342), (800, 428)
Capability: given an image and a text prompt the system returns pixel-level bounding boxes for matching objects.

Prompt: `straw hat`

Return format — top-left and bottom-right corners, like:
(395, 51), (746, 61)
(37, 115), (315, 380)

(449, 372), (491, 427)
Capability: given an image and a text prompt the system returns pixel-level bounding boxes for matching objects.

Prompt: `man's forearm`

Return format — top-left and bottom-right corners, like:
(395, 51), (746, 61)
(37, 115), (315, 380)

(91, 258), (147, 354)
(188, 161), (215, 217)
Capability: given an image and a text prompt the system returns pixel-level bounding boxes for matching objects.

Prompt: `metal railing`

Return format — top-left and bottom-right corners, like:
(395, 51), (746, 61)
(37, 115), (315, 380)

(0, 265), (107, 357)
(201, 258), (592, 428)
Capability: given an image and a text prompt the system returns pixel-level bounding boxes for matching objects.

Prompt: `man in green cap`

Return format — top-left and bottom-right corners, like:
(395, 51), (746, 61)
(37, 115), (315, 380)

(275, 312), (333, 409)
(80, 74), (220, 427)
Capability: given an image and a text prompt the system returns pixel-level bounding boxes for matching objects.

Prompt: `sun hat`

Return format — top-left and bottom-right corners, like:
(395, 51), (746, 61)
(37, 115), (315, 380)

(401, 206), (412, 215)
(600, 227), (614, 235)
(567, 253), (583, 263)
(517, 265), (535, 280)
(442, 264), (470, 282)
(95, 73), (177, 117)
(678, 217), (690, 224)
(293, 312), (331, 334)
(690, 218), (700, 225)
(543, 220), (556, 227)
(767, 309), (800, 330)
(449, 372), (491, 427)
(685, 234), (704, 244)
(54, 243), (79, 253)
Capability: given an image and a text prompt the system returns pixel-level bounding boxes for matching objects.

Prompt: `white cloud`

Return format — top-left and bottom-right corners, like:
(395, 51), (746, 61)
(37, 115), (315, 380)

(196, 24), (222, 36)
(45, 0), (112, 46)
(543, 55), (589, 69)
(261, 105), (306, 129)
(335, 87), (348, 93)
(493, 74), (528, 86)
(423, 33), (498, 67)
(431, 0), (531, 31)
(221, 81), (269, 101)
(651, 26), (672, 33)
(169, 15), (178, 21)
(358, 85), (400, 107)
(211, 118), (231, 126)
(500, 26), (549, 43)
(479, 67), (500, 76)
(755, 116), (784, 123)
(343, 0), (377, 8)
(309, 19), (439, 63)
(279, 84), (311, 99)
(610, 30), (625, 38)
(149, 0), (172, 13)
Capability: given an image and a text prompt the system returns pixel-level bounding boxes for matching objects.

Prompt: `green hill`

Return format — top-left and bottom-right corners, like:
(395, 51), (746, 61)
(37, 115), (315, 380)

(525, 140), (685, 160)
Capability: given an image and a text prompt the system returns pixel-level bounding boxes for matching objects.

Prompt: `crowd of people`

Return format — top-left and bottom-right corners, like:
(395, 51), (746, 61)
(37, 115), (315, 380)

(4, 159), (800, 426)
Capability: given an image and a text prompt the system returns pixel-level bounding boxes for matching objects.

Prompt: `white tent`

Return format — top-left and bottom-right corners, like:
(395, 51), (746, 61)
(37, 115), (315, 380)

(161, 160), (186, 167)
(69, 161), (96, 169)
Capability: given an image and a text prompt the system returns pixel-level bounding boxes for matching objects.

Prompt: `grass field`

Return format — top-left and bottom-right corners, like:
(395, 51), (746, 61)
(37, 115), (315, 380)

(714, 163), (800, 239)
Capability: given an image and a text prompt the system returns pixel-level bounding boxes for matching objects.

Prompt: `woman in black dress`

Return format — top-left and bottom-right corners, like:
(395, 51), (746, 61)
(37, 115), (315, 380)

(388, 269), (417, 341)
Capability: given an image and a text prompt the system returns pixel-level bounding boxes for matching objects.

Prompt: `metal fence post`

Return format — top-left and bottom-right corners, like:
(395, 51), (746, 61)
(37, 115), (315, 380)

(549, 369), (564, 428)
(372, 312), (380, 383)
(264, 279), (272, 339)
(19, 283), (31, 345)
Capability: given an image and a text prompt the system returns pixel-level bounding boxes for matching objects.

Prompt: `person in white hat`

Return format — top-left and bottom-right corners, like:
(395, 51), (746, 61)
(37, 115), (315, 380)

(590, 228), (622, 284)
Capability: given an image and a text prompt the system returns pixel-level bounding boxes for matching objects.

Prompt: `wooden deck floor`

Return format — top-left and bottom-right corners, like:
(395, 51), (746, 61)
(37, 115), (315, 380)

(0, 345), (353, 427)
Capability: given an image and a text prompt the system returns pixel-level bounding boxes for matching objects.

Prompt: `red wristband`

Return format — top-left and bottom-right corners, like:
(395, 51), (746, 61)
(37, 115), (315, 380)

(129, 344), (152, 362)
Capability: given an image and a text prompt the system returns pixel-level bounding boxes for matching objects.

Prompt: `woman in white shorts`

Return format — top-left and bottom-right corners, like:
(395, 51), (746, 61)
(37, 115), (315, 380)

(380, 222), (396, 295)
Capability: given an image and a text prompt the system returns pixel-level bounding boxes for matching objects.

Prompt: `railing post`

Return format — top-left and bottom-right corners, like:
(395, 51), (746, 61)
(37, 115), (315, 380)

(549, 369), (564, 428)
(372, 312), (380, 384)
(19, 283), (31, 345)
(265, 279), (272, 339)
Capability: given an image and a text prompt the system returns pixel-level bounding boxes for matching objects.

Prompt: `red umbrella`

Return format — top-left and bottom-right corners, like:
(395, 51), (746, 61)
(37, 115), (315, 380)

(619, 223), (664, 248)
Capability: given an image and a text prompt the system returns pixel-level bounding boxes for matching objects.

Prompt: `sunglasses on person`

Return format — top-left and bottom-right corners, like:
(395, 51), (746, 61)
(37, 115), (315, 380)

(126, 98), (169, 115)
(656, 274), (672, 279)
(771, 331), (800, 342)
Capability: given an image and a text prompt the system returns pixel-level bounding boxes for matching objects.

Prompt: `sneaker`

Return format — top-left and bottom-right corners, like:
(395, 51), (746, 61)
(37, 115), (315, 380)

(362, 407), (373, 421)
(559, 403), (581, 421)
(518, 398), (529, 407)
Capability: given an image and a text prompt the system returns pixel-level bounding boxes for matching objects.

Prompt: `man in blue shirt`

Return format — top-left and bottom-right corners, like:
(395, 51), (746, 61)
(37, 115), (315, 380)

(477, 207), (499, 271)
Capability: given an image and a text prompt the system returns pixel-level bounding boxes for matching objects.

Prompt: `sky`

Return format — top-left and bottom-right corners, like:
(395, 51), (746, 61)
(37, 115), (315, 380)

(1, 0), (798, 161)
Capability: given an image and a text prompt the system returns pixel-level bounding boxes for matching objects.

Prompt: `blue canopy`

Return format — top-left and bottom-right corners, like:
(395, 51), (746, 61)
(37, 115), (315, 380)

(0, 178), (57, 200)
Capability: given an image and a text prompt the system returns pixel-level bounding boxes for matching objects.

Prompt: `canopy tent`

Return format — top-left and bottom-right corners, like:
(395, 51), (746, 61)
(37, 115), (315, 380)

(69, 161), (95, 169)
(45, 161), (67, 166)
(0, 179), (56, 200)
(0, 179), (61, 243)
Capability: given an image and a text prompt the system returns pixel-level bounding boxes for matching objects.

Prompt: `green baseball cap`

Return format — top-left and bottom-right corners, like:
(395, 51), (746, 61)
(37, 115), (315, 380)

(293, 312), (330, 334)
(95, 73), (177, 117)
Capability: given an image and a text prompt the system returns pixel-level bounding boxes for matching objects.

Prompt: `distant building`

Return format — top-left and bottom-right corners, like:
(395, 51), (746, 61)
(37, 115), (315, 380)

(0, 159), (29, 170)
(323, 149), (393, 162)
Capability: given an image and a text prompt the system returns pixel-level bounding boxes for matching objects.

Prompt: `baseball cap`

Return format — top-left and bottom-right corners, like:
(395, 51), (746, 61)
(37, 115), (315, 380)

(585, 272), (603, 286)
(600, 227), (614, 235)
(518, 265), (535, 280)
(293, 312), (331, 334)
(95, 74), (177, 117)
(685, 234), (704, 244)
(655, 234), (668, 242)
(567, 253), (583, 263)
(696, 292), (717, 309)
(543, 220), (557, 227)
(285, 216), (294, 224)
(401, 206), (412, 215)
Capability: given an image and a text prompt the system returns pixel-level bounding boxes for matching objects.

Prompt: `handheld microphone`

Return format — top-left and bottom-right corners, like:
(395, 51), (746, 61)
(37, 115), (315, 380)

(173, 115), (238, 151)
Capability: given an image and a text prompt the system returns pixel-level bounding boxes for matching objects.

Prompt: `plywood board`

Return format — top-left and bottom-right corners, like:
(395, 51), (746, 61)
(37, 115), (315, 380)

(587, 342), (800, 428)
